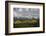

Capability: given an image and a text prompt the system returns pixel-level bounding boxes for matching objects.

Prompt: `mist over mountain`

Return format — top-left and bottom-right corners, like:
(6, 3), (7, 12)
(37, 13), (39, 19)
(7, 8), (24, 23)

(13, 8), (39, 19)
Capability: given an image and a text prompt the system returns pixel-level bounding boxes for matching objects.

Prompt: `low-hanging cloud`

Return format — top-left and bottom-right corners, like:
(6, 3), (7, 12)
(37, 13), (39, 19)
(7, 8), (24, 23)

(13, 8), (40, 19)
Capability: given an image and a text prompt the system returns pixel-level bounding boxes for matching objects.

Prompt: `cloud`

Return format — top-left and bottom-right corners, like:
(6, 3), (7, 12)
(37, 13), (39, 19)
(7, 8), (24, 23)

(13, 8), (39, 19)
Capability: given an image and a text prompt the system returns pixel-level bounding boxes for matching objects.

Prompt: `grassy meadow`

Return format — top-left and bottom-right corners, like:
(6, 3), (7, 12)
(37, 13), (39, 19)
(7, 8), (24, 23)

(13, 18), (39, 28)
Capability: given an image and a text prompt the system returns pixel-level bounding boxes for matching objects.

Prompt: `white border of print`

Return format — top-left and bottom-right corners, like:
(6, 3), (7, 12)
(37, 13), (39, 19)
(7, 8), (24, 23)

(8, 3), (43, 33)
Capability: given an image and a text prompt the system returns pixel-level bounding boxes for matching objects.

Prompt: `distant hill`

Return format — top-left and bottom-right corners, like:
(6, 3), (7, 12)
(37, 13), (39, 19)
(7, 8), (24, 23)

(14, 17), (39, 20)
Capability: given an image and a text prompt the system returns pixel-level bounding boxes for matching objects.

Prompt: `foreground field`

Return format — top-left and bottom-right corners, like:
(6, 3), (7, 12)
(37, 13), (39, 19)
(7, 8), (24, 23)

(13, 19), (39, 28)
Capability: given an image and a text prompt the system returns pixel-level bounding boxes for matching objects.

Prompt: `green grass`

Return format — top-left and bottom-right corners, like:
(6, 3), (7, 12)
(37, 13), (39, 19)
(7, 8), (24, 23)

(14, 23), (39, 28)
(13, 19), (39, 28)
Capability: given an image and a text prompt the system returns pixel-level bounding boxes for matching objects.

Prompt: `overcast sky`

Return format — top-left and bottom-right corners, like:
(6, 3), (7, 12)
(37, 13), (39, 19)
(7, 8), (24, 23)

(13, 8), (40, 19)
